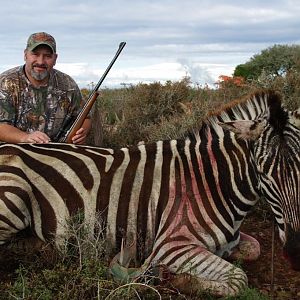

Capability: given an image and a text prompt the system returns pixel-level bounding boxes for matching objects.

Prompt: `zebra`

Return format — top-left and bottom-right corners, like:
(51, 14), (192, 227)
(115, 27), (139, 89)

(0, 89), (299, 297)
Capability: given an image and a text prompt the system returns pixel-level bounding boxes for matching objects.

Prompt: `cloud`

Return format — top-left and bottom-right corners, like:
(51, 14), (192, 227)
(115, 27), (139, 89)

(0, 0), (300, 87)
(56, 62), (187, 87)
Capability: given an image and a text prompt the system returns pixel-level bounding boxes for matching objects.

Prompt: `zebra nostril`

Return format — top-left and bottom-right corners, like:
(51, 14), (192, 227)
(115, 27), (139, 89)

(283, 250), (300, 271)
(283, 226), (300, 271)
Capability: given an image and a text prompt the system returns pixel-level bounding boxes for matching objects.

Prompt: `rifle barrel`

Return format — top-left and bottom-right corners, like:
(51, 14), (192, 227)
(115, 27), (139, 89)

(92, 42), (126, 94)
(57, 41), (126, 143)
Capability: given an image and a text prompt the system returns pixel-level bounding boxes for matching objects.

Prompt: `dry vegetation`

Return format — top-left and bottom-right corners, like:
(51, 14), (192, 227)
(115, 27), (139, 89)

(1, 71), (300, 299)
(88, 73), (300, 147)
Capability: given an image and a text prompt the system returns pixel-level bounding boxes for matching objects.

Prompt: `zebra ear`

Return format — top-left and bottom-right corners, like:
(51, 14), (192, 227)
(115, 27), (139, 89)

(289, 108), (300, 129)
(218, 119), (267, 140)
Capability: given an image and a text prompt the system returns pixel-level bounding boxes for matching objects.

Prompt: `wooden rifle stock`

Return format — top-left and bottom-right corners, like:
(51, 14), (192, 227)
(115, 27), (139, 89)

(64, 92), (99, 143)
(54, 41), (126, 143)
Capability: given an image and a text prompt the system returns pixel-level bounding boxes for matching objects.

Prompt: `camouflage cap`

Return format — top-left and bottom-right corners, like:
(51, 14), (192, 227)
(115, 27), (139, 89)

(26, 32), (56, 53)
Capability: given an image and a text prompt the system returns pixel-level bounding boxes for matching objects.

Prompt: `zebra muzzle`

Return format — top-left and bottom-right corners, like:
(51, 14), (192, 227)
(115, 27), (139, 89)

(282, 224), (300, 271)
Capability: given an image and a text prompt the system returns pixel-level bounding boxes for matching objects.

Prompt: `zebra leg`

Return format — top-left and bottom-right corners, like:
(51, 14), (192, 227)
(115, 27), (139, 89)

(228, 232), (260, 262)
(149, 244), (248, 297)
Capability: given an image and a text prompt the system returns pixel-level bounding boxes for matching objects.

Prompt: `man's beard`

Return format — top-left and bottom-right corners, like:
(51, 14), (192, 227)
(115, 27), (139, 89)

(31, 65), (49, 81)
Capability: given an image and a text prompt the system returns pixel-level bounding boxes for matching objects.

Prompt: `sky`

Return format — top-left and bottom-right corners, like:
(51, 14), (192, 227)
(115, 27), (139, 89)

(0, 0), (299, 88)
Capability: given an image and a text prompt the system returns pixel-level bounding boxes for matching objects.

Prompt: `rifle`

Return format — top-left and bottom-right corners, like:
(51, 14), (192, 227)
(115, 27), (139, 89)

(52, 41), (126, 143)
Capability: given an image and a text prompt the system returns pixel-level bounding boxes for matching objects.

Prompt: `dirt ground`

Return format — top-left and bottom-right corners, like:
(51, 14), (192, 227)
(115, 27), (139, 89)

(241, 215), (300, 300)
(0, 213), (299, 299)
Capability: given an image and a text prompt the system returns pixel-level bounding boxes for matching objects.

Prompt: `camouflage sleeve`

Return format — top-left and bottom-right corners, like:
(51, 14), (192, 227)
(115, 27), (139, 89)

(0, 80), (16, 125)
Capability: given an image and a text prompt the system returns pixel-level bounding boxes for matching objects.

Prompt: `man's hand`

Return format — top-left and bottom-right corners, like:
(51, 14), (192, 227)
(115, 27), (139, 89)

(0, 124), (51, 144)
(71, 127), (89, 144)
(21, 131), (51, 143)
(71, 118), (91, 145)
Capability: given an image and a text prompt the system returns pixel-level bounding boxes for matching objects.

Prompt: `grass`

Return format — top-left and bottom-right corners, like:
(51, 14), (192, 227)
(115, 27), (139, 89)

(0, 212), (269, 300)
(2, 261), (270, 300)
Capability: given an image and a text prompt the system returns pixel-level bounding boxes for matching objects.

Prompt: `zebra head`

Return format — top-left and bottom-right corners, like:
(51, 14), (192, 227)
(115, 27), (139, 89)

(220, 92), (300, 271)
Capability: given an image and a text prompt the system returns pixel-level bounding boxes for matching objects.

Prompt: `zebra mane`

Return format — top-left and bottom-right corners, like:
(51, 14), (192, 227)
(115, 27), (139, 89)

(204, 89), (288, 135)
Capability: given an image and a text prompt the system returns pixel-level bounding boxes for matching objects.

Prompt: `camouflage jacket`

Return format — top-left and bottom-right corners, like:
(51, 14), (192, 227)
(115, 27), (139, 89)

(0, 65), (84, 139)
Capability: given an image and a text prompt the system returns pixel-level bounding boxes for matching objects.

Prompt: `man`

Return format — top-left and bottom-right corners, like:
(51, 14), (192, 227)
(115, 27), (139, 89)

(0, 32), (91, 144)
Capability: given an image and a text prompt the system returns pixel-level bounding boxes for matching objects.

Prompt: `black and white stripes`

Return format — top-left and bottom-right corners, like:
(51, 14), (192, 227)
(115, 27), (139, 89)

(0, 90), (300, 296)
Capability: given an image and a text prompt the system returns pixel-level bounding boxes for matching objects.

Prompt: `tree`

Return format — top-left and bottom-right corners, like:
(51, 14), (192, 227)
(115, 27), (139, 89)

(216, 75), (245, 89)
(234, 44), (300, 80)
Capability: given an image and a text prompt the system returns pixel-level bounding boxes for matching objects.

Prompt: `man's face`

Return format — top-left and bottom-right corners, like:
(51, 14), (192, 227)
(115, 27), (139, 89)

(24, 45), (57, 83)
